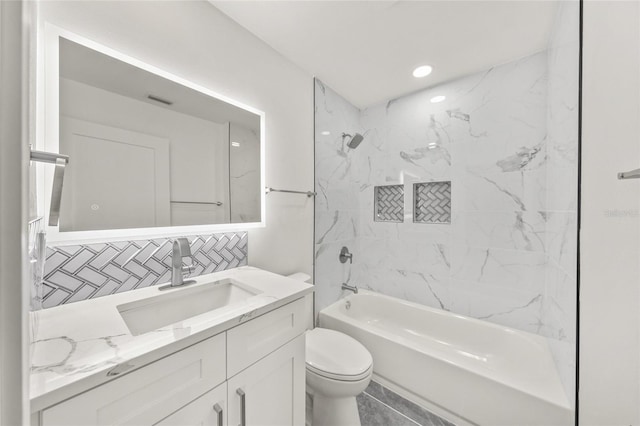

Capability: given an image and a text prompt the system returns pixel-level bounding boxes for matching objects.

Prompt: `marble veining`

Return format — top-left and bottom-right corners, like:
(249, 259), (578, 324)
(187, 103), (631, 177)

(29, 266), (313, 411)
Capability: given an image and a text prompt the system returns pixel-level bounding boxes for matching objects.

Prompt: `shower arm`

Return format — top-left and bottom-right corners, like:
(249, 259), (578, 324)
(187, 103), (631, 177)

(341, 133), (350, 152)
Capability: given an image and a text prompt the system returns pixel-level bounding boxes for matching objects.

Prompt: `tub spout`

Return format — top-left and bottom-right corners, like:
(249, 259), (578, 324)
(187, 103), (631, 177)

(341, 283), (358, 294)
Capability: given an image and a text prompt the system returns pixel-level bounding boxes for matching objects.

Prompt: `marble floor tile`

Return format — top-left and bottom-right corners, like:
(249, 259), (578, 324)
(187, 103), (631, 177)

(363, 382), (455, 426)
(357, 392), (420, 426)
(357, 381), (455, 426)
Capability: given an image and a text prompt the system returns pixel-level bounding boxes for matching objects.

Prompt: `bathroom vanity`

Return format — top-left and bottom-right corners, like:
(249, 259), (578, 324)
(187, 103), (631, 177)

(29, 267), (313, 425)
(28, 18), (314, 426)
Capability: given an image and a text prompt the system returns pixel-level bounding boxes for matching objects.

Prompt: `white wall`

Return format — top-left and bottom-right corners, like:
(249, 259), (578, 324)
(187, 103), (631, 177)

(581, 1), (640, 424)
(0, 0), (30, 423)
(37, 1), (314, 276)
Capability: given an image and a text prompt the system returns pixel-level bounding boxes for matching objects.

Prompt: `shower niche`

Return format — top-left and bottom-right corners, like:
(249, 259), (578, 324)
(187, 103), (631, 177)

(372, 181), (452, 225)
(373, 185), (404, 223)
(413, 181), (451, 224)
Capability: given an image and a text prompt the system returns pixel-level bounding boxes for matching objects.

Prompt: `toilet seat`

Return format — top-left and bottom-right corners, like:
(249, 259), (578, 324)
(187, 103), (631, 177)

(306, 328), (373, 382)
(307, 362), (373, 382)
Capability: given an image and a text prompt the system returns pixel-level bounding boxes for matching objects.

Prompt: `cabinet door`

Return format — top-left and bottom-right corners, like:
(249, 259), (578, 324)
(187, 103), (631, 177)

(227, 335), (305, 426)
(154, 382), (227, 426)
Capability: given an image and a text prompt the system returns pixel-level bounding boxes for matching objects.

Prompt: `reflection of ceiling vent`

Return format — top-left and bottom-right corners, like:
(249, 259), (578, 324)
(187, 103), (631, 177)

(147, 94), (173, 106)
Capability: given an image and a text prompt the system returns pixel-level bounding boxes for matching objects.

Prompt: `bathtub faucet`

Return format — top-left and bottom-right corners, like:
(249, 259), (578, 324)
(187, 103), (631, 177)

(341, 283), (358, 294)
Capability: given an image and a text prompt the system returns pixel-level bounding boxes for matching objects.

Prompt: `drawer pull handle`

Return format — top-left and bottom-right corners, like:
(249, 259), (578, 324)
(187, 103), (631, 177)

(236, 388), (246, 426)
(213, 403), (223, 426)
(106, 362), (135, 376)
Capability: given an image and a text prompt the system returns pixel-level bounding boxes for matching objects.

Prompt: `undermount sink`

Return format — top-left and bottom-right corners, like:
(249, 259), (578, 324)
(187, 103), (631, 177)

(117, 278), (262, 336)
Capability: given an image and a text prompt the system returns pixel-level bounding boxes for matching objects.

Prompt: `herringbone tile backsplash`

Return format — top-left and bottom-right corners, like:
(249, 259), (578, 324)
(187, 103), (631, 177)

(414, 181), (451, 224)
(39, 232), (248, 309)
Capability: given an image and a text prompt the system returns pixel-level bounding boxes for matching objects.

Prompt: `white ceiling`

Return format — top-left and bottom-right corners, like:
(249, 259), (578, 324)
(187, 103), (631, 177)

(211, 0), (558, 109)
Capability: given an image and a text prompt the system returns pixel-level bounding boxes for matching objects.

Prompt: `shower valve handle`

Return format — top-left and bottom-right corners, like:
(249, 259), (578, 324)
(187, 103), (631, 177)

(339, 246), (353, 264)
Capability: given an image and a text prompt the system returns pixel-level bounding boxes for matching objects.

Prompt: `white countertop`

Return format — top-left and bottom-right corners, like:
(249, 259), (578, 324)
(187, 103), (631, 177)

(29, 266), (313, 411)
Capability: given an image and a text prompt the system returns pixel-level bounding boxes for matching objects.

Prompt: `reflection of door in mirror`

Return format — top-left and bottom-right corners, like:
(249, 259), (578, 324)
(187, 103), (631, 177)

(60, 117), (171, 232)
(59, 74), (232, 231)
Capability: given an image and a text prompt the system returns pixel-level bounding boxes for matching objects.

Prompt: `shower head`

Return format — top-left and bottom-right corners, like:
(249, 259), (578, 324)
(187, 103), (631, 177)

(342, 132), (365, 149)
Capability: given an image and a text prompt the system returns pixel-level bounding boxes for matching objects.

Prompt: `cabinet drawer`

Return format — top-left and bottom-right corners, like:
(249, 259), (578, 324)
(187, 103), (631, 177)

(42, 333), (226, 426)
(227, 298), (306, 377)
(154, 382), (227, 426)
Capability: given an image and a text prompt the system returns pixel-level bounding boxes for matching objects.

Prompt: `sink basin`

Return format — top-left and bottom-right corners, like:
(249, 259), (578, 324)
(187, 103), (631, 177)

(117, 278), (262, 336)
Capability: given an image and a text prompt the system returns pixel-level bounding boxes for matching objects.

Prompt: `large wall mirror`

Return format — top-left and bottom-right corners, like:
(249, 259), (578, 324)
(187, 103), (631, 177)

(39, 26), (265, 243)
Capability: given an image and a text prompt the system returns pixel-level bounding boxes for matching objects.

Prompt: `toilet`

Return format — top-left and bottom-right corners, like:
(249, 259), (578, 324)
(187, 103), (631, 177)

(305, 328), (373, 426)
(286, 272), (373, 426)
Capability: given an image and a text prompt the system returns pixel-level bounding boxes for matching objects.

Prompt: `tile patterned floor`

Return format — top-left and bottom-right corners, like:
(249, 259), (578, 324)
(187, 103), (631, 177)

(356, 381), (455, 426)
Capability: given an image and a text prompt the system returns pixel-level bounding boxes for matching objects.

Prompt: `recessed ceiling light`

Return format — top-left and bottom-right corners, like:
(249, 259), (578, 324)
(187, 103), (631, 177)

(231, 141), (241, 147)
(412, 65), (433, 78)
(321, 131), (331, 136)
(430, 95), (446, 103)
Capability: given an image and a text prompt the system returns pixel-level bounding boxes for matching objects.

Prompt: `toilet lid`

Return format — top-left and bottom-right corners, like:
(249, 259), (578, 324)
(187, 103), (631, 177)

(305, 328), (373, 381)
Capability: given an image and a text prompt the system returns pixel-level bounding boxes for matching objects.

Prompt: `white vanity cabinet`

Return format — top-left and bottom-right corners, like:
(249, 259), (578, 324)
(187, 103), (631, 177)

(227, 335), (305, 426)
(225, 297), (307, 425)
(36, 298), (308, 426)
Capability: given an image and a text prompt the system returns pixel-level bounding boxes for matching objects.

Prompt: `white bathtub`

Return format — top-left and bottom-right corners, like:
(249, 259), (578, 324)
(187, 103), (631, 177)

(319, 291), (573, 426)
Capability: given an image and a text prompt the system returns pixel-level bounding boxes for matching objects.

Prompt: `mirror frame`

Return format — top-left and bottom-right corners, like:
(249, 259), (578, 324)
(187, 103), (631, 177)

(37, 24), (266, 244)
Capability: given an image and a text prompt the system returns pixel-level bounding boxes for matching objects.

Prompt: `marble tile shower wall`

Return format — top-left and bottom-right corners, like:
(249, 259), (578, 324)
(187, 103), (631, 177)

(316, 51), (550, 326)
(315, 8), (578, 400)
(34, 232), (248, 309)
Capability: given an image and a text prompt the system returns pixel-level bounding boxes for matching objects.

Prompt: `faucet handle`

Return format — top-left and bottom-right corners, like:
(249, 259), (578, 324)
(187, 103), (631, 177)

(175, 237), (192, 258)
(339, 246), (353, 264)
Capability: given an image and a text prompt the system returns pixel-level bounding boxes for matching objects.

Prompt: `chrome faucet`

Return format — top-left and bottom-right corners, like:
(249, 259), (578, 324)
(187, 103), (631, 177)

(341, 282), (358, 294)
(160, 238), (194, 290)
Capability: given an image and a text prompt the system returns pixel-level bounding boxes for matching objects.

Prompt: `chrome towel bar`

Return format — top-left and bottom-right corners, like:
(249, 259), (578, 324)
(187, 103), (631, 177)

(265, 187), (316, 197)
(170, 200), (223, 206)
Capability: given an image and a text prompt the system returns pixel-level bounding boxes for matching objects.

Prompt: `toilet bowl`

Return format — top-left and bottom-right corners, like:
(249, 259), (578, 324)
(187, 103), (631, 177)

(305, 327), (373, 426)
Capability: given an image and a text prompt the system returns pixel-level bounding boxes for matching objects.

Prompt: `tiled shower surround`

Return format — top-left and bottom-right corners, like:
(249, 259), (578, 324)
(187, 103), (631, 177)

(35, 232), (248, 309)
(315, 1), (578, 405)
